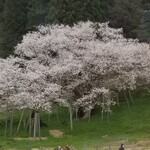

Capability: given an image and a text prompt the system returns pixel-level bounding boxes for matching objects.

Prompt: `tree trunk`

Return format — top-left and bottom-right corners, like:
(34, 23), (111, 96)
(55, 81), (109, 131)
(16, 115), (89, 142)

(101, 95), (105, 122)
(38, 113), (41, 140)
(16, 109), (25, 135)
(116, 93), (120, 106)
(101, 110), (104, 122)
(29, 111), (32, 137)
(83, 111), (90, 119)
(33, 112), (38, 138)
(56, 107), (60, 123)
(123, 91), (131, 112)
(48, 112), (51, 123)
(128, 89), (134, 103)
(75, 109), (78, 120)
(69, 107), (73, 131)
(4, 106), (8, 137)
(88, 110), (91, 122)
(9, 109), (13, 136)
(107, 108), (110, 123)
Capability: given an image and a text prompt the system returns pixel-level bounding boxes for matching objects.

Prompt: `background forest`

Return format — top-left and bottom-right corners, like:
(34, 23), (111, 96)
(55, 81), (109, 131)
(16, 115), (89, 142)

(0, 0), (150, 58)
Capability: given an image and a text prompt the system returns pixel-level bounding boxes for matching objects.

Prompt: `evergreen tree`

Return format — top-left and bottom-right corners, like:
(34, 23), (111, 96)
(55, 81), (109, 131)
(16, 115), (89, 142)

(27, 0), (49, 29)
(109, 0), (142, 39)
(100, 0), (114, 22)
(0, 0), (5, 23)
(0, 0), (28, 58)
(138, 0), (150, 42)
(46, 0), (102, 25)
(141, 0), (150, 10)
(140, 11), (150, 42)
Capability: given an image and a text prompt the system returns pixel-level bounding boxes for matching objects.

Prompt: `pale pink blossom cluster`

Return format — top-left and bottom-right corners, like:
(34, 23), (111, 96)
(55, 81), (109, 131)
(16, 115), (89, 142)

(0, 57), (62, 112)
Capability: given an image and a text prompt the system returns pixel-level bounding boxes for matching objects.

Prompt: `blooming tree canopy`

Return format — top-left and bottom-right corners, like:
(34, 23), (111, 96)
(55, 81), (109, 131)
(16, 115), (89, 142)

(0, 21), (149, 113)
(0, 57), (63, 112)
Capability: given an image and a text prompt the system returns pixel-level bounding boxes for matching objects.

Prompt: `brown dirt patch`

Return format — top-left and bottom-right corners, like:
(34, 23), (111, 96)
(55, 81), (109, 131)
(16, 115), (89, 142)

(14, 137), (48, 140)
(31, 148), (54, 150)
(136, 140), (150, 147)
(100, 140), (150, 150)
(49, 129), (64, 138)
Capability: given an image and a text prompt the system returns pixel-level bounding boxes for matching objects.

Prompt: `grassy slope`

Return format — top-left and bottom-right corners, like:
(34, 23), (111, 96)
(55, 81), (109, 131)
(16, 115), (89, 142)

(0, 95), (150, 149)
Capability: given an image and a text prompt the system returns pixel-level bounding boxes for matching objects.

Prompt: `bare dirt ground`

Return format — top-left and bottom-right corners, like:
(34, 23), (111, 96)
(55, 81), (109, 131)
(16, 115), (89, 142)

(14, 137), (48, 140)
(100, 140), (150, 150)
(49, 129), (64, 138)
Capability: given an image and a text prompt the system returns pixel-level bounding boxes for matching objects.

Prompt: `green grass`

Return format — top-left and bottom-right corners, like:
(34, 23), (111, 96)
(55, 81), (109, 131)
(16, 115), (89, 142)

(0, 95), (150, 149)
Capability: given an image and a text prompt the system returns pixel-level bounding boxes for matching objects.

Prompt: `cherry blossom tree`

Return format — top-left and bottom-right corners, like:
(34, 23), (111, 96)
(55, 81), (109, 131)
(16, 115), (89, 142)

(14, 21), (150, 120)
(0, 57), (65, 136)
(0, 21), (149, 134)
